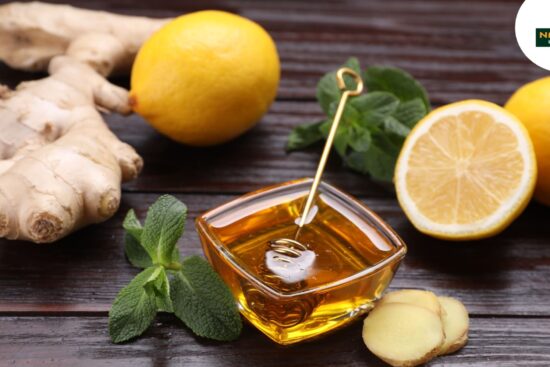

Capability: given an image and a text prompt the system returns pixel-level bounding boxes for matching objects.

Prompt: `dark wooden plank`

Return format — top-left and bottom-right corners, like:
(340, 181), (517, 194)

(1, 315), (549, 366)
(110, 102), (391, 197)
(0, 193), (548, 316)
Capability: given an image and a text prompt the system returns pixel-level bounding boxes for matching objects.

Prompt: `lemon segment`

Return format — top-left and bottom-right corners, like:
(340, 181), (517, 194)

(395, 100), (537, 240)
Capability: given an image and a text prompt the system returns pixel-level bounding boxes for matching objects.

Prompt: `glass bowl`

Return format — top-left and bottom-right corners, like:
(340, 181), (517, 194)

(196, 178), (407, 345)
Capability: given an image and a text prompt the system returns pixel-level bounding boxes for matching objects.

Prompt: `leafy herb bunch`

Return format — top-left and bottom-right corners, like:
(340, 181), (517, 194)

(109, 195), (242, 343)
(287, 57), (430, 182)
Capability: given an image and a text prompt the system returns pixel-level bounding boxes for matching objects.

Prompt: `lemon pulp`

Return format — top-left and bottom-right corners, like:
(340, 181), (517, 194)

(395, 100), (537, 240)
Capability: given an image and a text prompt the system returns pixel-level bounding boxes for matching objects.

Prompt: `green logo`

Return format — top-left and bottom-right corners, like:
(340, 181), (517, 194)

(536, 28), (550, 47)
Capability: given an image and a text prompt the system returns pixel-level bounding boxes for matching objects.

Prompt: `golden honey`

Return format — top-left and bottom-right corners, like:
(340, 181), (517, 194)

(197, 178), (406, 345)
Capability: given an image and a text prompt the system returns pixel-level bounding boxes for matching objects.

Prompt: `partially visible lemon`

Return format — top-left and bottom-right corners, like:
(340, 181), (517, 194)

(505, 77), (550, 206)
(130, 10), (280, 146)
(395, 100), (537, 240)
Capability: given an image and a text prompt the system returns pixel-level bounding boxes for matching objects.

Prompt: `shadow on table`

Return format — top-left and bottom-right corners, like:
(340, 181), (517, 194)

(400, 201), (550, 275)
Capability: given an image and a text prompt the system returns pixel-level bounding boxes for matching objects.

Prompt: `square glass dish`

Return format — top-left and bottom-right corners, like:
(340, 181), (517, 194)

(196, 178), (407, 345)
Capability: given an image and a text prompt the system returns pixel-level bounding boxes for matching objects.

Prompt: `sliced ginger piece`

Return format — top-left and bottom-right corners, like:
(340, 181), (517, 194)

(378, 289), (442, 316)
(438, 296), (469, 355)
(362, 303), (444, 367)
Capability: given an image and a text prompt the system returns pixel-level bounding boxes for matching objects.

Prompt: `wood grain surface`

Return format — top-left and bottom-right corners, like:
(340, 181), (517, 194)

(0, 0), (549, 366)
(2, 316), (550, 367)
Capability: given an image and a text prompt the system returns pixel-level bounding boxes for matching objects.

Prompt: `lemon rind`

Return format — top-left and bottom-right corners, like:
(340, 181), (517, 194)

(395, 100), (537, 240)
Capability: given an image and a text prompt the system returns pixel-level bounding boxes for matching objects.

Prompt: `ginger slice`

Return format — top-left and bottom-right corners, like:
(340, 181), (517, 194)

(438, 296), (469, 355)
(362, 303), (444, 367)
(378, 289), (442, 316)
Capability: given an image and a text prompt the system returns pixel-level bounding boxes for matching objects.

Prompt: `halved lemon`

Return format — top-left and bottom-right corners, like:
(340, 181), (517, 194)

(395, 100), (537, 240)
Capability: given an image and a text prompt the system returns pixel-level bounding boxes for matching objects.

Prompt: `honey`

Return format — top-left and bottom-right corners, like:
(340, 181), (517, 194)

(196, 178), (406, 345)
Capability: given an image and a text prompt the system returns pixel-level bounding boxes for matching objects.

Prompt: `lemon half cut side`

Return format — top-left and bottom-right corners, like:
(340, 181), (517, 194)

(395, 100), (537, 240)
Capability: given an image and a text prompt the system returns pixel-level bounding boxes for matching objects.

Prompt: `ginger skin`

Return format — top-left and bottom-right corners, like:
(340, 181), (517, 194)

(0, 2), (170, 243)
(0, 2), (168, 75)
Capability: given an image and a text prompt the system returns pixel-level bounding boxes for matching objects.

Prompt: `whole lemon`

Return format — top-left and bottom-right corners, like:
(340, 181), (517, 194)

(505, 77), (550, 205)
(130, 10), (280, 146)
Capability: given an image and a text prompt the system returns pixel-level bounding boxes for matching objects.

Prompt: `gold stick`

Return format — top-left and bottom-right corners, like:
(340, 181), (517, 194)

(297, 67), (364, 228)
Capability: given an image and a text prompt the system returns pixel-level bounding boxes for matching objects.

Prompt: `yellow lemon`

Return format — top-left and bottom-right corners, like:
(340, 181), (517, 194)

(505, 77), (550, 205)
(395, 100), (537, 240)
(130, 10), (280, 146)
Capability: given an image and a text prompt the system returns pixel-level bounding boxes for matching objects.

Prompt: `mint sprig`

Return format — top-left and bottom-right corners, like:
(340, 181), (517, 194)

(171, 256), (244, 341)
(109, 266), (159, 343)
(287, 57), (430, 182)
(109, 195), (242, 343)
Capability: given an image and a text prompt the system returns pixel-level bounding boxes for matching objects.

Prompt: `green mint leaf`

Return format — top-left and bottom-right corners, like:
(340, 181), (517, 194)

(317, 74), (341, 115)
(333, 125), (350, 157)
(123, 208), (180, 269)
(123, 210), (151, 269)
(350, 92), (399, 115)
(286, 121), (325, 151)
(344, 57), (361, 75)
(109, 266), (159, 343)
(171, 256), (242, 341)
(146, 267), (173, 312)
(125, 233), (153, 269)
(358, 110), (387, 129)
(383, 116), (411, 138)
(348, 126), (372, 152)
(327, 101), (361, 124)
(345, 148), (394, 182)
(321, 103), (361, 158)
(345, 130), (402, 182)
(141, 195), (187, 265)
(123, 209), (143, 241)
(364, 66), (430, 111)
(170, 245), (181, 263)
(392, 98), (427, 128)
(319, 119), (331, 136)
(317, 57), (362, 114)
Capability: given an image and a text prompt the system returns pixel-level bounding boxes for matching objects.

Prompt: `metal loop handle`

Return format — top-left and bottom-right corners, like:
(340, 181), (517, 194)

(295, 67), (364, 228)
(269, 67), (365, 261)
(336, 67), (364, 96)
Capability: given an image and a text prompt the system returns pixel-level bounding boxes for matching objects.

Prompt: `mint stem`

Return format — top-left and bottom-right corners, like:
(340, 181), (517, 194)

(164, 262), (183, 271)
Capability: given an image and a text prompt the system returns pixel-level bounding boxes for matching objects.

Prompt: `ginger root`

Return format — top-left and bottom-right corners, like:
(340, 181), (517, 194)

(0, 2), (168, 75)
(362, 291), (469, 367)
(0, 2), (169, 243)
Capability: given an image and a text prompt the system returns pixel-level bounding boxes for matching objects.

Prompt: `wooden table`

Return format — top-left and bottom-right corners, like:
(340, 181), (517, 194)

(1, 0), (549, 366)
